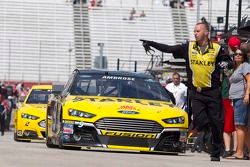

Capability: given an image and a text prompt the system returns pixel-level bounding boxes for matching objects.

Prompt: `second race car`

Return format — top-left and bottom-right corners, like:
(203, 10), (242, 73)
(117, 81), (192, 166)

(14, 85), (52, 142)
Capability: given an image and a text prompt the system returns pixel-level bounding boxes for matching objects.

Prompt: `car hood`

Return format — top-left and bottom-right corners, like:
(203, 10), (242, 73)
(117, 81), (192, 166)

(20, 103), (47, 113)
(63, 96), (187, 122)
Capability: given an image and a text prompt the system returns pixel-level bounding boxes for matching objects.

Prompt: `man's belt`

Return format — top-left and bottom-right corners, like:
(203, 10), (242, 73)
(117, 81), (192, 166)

(192, 86), (219, 93)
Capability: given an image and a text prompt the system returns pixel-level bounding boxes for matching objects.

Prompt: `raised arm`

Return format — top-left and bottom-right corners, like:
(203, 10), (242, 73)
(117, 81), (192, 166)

(140, 39), (187, 59)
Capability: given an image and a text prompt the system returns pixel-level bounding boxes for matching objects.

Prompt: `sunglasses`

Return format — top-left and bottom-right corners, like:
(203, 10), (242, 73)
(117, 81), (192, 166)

(234, 53), (243, 56)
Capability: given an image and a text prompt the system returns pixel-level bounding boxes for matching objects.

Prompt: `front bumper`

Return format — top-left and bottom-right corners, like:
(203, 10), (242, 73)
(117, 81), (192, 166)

(16, 119), (46, 140)
(61, 120), (187, 153)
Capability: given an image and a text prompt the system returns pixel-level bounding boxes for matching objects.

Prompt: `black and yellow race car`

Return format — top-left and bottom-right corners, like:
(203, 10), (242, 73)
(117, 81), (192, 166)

(46, 69), (188, 153)
(14, 85), (52, 142)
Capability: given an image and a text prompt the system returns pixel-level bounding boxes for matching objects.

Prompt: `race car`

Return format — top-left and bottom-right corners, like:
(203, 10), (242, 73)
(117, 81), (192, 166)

(14, 85), (52, 142)
(46, 69), (188, 153)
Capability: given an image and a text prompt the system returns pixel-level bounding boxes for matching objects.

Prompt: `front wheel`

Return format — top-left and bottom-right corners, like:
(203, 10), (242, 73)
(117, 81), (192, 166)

(58, 133), (81, 150)
(46, 116), (57, 148)
(14, 132), (19, 142)
(46, 135), (57, 148)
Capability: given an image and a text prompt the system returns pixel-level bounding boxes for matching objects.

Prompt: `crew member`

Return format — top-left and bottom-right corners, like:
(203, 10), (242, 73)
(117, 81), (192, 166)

(165, 72), (187, 108)
(140, 21), (232, 161)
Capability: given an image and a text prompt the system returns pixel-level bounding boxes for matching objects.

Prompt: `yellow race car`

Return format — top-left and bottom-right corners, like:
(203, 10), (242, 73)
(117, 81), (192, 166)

(46, 69), (188, 153)
(14, 85), (52, 142)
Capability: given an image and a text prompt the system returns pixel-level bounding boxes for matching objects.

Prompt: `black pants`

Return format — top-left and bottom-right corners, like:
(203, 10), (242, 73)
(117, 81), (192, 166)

(0, 114), (5, 135)
(5, 109), (12, 130)
(189, 88), (224, 157)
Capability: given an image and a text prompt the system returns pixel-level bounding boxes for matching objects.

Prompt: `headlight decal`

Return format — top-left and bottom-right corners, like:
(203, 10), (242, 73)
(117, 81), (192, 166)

(21, 113), (39, 120)
(68, 109), (96, 118)
(38, 120), (46, 128)
(162, 116), (185, 124)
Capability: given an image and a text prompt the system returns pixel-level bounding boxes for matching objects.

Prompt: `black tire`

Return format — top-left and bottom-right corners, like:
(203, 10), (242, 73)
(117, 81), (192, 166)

(58, 134), (74, 150)
(46, 135), (57, 148)
(58, 136), (65, 149)
(45, 115), (57, 148)
(58, 133), (81, 150)
(14, 132), (19, 142)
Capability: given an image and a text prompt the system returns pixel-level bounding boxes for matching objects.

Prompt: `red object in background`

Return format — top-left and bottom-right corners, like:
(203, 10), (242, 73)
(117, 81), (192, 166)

(189, 0), (194, 8)
(228, 36), (241, 52)
(90, 0), (95, 6)
(223, 99), (235, 133)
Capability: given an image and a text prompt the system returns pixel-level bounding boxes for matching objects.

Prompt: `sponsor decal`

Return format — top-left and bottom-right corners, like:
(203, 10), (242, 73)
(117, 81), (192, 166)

(102, 76), (135, 81)
(62, 120), (85, 126)
(62, 120), (75, 124)
(102, 130), (157, 139)
(63, 124), (74, 134)
(63, 128), (73, 134)
(118, 110), (139, 115)
(190, 59), (215, 66)
(71, 97), (173, 107)
(119, 105), (136, 110)
(25, 122), (30, 126)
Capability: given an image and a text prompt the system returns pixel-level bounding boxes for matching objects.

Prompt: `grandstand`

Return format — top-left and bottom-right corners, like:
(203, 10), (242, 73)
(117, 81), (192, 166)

(0, 0), (250, 83)
(0, 0), (75, 82)
(88, 5), (175, 72)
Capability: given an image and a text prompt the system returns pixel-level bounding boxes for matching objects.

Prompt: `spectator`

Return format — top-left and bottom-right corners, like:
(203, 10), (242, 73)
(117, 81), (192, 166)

(165, 72), (187, 108)
(139, 10), (146, 18)
(0, 95), (7, 136)
(189, 0), (194, 8)
(90, 0), (96, 7)
(16, 82), (24, 95)
(221, 36), (241, 158)
(169, 0), (177, 8)
(240, 41), (250, 160)
(129, 13), (134, 21)
(228, 48), (250, 160)
(96, 0), (102, 7)
(130, 7), (136, 15)
(123, 8), (136, 21)
(177, 0), (185, 8)
(73, 0), (80, 4)
(140, 21), (233, 161)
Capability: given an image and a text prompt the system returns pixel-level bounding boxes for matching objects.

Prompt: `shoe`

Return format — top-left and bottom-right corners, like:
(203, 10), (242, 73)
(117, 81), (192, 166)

(211, 157), (220, 161)
(222, 150), (233, 158)
(226, 155), (248, 160)
(243, 155), (249, 160)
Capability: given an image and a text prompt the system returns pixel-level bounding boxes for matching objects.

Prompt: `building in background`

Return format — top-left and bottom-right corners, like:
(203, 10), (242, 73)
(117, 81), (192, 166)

(0, 0), (249, 83)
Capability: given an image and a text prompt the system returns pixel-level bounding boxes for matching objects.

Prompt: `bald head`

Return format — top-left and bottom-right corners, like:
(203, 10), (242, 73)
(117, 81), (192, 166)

(194, 23), (210, 46)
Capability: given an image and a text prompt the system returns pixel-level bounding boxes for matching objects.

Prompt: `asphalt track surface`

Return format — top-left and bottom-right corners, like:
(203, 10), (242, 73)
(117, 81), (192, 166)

(0, 131), (249, 167)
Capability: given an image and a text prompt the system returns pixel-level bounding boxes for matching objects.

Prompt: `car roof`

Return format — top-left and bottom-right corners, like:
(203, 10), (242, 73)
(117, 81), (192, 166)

(75, 69), (153, 79)
(31, 85), (52, 90)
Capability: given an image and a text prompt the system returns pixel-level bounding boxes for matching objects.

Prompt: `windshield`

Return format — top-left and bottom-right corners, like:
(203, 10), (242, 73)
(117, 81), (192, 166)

(70, 74), (171, 102)
(26, 89), (52, 104)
